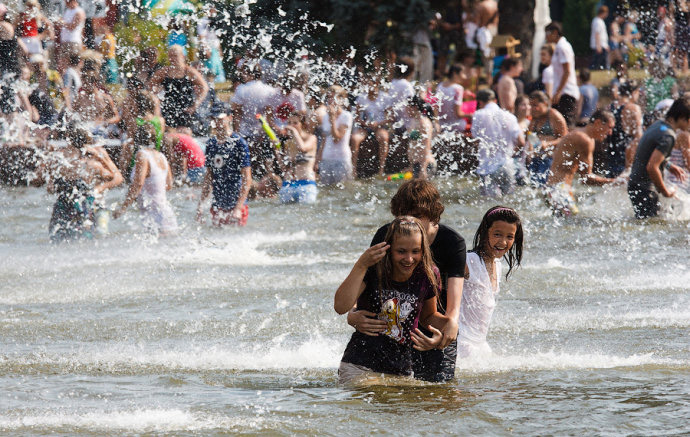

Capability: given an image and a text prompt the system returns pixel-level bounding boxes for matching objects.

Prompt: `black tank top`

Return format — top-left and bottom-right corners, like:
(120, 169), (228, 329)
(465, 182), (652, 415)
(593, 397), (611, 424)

(0, 38), (19, 76)
(605, 103), (634, 176)
(161, 76), (194, 110)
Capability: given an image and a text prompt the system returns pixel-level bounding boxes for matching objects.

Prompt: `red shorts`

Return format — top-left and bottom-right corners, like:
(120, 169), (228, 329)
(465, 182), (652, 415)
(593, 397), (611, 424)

(211, 204), (248, 227)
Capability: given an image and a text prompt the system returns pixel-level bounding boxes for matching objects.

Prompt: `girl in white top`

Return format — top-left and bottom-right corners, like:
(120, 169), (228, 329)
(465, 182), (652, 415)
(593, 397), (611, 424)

(316, 85), (353, 185)
(436, 64), (470, 133)
(60, 0), (84, 44)
(113, 124), (178, 236)
(458, 206), (523, 358)
(540, 44), (555, 98)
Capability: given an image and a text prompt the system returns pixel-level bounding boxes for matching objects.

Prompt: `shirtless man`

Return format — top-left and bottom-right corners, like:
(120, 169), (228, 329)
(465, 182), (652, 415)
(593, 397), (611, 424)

(496, 57), (522, 113)
(475, 0), (498, 31)
(545, 109), (617, 216)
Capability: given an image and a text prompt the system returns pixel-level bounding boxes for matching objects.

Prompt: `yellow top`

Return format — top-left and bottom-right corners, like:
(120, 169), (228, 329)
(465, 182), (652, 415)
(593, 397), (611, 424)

(100, 33), (117, 59)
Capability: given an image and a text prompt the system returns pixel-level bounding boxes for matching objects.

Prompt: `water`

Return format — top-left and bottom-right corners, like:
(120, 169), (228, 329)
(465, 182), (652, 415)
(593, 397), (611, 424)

(1, 179), (689, 435)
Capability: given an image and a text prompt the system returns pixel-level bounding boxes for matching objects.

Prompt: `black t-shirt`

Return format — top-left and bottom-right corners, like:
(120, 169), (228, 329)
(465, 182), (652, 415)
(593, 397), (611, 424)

(341, 268), (436, 375)
(629, 120), (676, 190)
(370, 222), (466, 312)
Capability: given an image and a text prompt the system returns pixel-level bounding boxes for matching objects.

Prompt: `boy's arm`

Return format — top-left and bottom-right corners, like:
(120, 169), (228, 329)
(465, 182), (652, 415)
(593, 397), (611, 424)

(196, 168), (213, 221)
(232, 166), (252, 220)
(412, 297), (450, 351)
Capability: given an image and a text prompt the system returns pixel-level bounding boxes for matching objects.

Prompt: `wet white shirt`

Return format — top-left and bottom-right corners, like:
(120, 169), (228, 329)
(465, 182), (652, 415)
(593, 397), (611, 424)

(436, 82), (466, 132)
(321, 110), (353, 162)
(231, 80), (280, 138)
(471, 102), (522, 176)
(457, 252), (501, 348)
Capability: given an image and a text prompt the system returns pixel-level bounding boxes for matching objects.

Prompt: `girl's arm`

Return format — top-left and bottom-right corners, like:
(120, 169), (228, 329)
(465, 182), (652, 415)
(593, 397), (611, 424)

(196, 168), (213, 221)
(334, 242), (389, 314)
(187, 66), (209, 113)
(113, 151), (147, 218)
(411, 296), (451, 351)
(166, 159), (173, 190)
(104, 93), (121, 126)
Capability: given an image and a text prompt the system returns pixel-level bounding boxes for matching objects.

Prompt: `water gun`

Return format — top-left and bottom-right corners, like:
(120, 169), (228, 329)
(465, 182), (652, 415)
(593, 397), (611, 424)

(256, 113), (281, 149)
(386, 171), (413, 181)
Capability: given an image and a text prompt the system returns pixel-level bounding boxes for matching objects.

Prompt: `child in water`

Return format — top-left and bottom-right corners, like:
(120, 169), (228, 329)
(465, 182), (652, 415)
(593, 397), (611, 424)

(334, 216), (452, 384)
(457, 206), (523, 359)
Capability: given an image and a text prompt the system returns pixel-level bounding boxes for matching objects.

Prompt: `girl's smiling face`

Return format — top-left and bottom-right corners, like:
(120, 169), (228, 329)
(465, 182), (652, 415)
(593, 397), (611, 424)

(485, 220), (517, 259)
(390, 231), (423, 281)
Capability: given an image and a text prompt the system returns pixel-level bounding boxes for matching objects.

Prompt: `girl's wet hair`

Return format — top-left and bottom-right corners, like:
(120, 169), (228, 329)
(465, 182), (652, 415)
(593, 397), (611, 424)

(66, 123), (93, 149)
(135, 91), (156, 115)
(377, 216), (438, 294)
(472, 206), (523, 279)
(408, 95), (434, 119)
(134, 123), (156, 148)
(390, 179), (444, 224)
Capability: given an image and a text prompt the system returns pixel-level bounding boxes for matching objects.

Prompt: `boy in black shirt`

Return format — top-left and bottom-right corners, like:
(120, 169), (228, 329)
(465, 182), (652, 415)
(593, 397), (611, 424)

(348, 180), (467, 382)
(628, 97), (689, 218)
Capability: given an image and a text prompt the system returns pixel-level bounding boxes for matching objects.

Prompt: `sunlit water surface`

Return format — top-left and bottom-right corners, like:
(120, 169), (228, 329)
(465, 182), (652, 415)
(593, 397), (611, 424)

(1, 178), (689, 435)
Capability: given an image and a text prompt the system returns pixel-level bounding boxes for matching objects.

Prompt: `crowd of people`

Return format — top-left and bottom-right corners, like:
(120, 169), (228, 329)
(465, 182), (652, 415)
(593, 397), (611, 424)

(1, 0), (690, 387)
(0, 0), (689, 243)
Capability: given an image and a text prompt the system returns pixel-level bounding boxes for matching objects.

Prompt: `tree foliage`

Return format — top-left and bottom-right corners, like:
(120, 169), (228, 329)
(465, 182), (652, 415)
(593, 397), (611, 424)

(562, 0), (599, 56)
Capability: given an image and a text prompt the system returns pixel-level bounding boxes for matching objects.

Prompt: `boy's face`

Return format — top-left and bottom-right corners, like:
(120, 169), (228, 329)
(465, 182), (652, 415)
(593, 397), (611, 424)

(674, 117), (690, 132)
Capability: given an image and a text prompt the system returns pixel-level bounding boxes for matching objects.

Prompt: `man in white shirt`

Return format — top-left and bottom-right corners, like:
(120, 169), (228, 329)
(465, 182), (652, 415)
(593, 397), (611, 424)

(545, 22), (581, 127)
(231, 66), (280, 177)
(471, 89), (525, 197)
(590, 5), (609, 70)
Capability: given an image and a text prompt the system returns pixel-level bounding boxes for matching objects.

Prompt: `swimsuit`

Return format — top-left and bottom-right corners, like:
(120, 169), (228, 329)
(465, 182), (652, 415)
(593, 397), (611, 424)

(545, 182), (579, 217)
(49, 178), (95, 242)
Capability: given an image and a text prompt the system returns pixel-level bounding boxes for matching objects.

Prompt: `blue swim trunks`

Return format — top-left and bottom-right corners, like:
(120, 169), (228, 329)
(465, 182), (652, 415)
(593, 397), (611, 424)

(279, 180), (318, 204)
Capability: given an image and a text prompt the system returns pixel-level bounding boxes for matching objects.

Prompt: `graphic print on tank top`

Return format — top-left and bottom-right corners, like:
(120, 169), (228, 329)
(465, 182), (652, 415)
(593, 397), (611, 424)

(378, 288), (419, 344)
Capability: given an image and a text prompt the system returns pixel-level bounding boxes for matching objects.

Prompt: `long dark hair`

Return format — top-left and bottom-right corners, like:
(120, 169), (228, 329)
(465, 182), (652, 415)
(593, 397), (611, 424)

(472, 206), (523, 279)
(377, 216), (438, 294)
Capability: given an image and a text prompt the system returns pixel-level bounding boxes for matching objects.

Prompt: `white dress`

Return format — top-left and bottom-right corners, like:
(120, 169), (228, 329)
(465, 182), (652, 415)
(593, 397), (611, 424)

(132, 149), (178, 234)
(457, 252), (501, 358)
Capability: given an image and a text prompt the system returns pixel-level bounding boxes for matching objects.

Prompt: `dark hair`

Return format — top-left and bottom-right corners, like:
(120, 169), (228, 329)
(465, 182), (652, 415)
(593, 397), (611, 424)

(619, 80), (639, 97)
(136, 91), (155, 115)
(377, 216), (438, 293)
(579, 68), (591, 83)
(134, 124), (156, 148)
(127, 76), (143, 91)
(448, 63), (465, 77)
(141, 46), (158, 63)
(589, 109), (614, 124)
(541, 43), (555, 56)
(545, 22), (562, 36)
(514, 94), (529, 112)
(390, 179), (444, 224)
(66, 123), (93, 149)
(501, 57), (520, 72)
(529, 90), (550, 104)
(598, 5), (609, 15)
(394, 58), (415, 79)
(288, 110), (307, 124)
(472, 206), (523, 279)
(665, 96), (690, 121)
(408, 95), (434, 119)
(68, 54), (81, 67)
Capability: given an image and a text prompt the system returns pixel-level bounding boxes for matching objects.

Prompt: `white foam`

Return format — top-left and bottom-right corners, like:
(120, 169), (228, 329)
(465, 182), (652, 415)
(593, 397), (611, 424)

(494, 307), (690, 332)
(0, 409), (267, 432)
(455, 351), (682, 374)
(10, 337), (343, 372)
